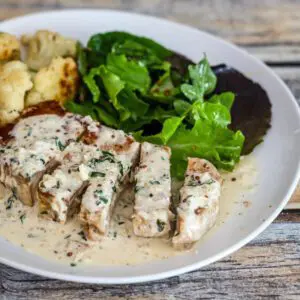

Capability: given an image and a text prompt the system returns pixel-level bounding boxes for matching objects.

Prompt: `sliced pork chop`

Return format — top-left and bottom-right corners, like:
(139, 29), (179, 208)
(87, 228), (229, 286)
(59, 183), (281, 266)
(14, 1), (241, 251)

(133, 142), (173, 237)
(37, 142), (91, 223)
(0, 103), (87, 206)
(79, 122), (140, 239)
(172, 158), (222, 250)
(79, 159), (121, 240)
(82, 121), (140, 176)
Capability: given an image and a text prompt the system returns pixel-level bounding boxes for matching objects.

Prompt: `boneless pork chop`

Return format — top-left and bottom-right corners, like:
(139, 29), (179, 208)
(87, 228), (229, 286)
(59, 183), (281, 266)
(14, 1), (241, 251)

(0, 102), (86, 206)
(172, 158), (222, 249)
(79, 121), (140, 239)
(133, 142), (173, 237)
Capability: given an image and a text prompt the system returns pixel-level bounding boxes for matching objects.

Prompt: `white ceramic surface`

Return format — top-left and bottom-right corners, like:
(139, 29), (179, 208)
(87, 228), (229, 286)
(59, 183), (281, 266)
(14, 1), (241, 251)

(0, 10), (299, 284)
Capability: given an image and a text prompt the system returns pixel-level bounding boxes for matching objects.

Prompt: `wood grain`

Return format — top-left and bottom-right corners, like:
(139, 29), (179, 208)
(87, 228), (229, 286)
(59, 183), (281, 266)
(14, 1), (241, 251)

(1, 0), (300, 46)
(0, 0), (299, 298)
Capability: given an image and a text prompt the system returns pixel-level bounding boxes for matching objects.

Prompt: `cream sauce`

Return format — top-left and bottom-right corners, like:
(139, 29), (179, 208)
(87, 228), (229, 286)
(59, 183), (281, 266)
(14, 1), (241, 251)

(0, 155), (257, 267)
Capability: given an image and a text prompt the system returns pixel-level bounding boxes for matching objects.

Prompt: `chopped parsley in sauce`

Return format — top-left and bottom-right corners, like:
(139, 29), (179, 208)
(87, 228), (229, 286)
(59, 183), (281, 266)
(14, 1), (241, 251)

(90, 171), (106, 178)
(156, 219), (166, 232)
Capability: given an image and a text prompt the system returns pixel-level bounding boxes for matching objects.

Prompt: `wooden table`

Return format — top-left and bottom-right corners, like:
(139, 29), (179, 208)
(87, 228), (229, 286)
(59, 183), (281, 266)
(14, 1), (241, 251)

(0, 1), (299, 299)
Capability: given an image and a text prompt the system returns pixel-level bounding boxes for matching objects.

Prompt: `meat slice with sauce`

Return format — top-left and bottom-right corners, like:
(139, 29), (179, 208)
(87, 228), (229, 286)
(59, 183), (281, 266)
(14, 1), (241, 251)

(37, 142), (91, 223)
(172, 158), (222, 250)
(0, 102), (86, 206)
(133, 142), (173, 237)
(79, 123), (140, 240)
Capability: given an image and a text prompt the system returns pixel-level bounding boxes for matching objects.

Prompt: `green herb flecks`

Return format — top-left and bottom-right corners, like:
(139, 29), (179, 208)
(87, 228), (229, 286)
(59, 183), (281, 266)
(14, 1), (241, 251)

(19, 213), (26, 224)
(149, 180), (160, 185)
(102, 151), (114, 157)
(78, 230), (87, 241)
(94, 189), (109, 205)
(134, 186), (142, 193)
(6, 188), (17, 210)
(187, 178), (215, 187)
(90, 171), (106, 178)
(27, 127), (32, 137)
(156, 219), (166, 233)
(55, 137), (65, 151)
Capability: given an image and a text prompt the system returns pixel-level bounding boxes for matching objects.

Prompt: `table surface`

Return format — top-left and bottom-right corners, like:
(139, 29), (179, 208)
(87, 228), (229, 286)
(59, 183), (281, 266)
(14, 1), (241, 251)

(0, 1), (299, 299)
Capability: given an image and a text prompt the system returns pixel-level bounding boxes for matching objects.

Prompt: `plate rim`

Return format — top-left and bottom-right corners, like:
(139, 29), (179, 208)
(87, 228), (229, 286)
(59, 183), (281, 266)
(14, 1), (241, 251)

(0, 8), (299, 284)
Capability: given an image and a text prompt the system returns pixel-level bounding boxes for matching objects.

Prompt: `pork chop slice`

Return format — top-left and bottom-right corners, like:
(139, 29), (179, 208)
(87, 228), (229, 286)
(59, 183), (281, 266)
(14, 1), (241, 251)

(0, 111), (86, 206)
(133, 142), (173, 238)
(172, 158), (222, 250)
(79, 122), (140, 239)
(37, 142), (91, 223)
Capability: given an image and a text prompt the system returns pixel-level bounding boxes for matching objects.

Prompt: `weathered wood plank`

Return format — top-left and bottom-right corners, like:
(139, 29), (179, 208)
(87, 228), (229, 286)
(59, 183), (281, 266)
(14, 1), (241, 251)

(244, 45), (300, 63)
(1, 0), (300, 47)
(2, 0), (300, 63)
(270, 67), (300, 104)
(0, 220), (299, 299)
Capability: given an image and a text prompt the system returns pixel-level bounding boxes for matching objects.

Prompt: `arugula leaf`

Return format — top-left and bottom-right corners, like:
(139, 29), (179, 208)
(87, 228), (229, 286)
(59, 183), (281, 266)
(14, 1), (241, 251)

(120, 106), (177, 132)
(112, 40), (162, 67)
(83, 63), (150, 123)
(64, 101), (98, 120)
(64, 100), (118, 128)
(76, 42), (88, 76)
(106, 54), (151, 93)
(191, 101), (231, 127)
(93, 106), (119, 128)
(83, 67), (104, 103)
(181, 57), (217, 102)
(208, 92), (235, 110)
(174, 92), (234, 127)
(168, 120), (245, 178)
(134, 116), (183, 145)
(117, 88), (149, 121)
(97, 65), (131, 121)
(173, 99), (192, 116)
(148, 63), (180, 103)
(88, 31), (172, 59)
(190, 96), (233, 128)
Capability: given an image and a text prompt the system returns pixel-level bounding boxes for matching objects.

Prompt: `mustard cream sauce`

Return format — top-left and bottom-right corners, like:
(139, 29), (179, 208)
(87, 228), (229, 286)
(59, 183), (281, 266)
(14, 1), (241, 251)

(0, 156), (257, 267)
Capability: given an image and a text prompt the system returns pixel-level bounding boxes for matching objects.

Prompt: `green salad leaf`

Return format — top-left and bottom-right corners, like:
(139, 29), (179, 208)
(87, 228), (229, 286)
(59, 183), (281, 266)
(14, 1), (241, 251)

(134, 116), (183, 145)
(106, 54), (150, 93)
(88, 31), (172, 59)
(112, 40), (162, 67)
(63, 31), (274, 179)
(181, 56), (217, 102)
(64, 100), (118, 128)
(168, 120), (245, 178)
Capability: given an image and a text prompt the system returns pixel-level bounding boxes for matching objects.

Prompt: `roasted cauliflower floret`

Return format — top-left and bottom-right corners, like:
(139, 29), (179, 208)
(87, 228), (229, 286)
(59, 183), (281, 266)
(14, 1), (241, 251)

(21, 30), (77, 70)
(0, 61), (33, 126)
(26, 57), (79, 107)
(0, 32), (20, 62)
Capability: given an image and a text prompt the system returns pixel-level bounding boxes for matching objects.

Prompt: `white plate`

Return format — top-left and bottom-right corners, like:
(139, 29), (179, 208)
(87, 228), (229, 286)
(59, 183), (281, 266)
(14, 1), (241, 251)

(0, 10), (299, 284)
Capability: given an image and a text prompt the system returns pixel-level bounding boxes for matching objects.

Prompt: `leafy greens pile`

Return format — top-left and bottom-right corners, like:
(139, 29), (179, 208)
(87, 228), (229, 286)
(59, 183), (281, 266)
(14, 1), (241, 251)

(65, 31), (269, 179)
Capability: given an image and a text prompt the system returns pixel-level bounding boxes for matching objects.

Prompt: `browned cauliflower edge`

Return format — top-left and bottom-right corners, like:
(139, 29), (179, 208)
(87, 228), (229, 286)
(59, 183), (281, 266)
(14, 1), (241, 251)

(26, 57), (79, 107)
(0, 33), (21, 62)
